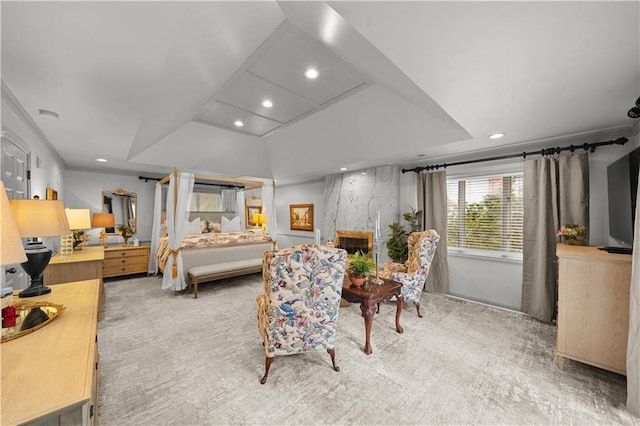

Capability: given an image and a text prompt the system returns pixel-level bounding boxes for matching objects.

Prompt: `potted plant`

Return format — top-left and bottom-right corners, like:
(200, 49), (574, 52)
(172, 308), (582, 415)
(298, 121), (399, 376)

(386, 207), (423, 263)
(347, 251), (375, 286)
(117, 224), (134, 246)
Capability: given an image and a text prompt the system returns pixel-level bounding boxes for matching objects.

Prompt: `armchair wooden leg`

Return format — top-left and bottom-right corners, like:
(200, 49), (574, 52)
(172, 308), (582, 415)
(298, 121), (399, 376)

(260, 356), (274, 384)
(376, 303), (380, 314)
(327, 348), (340, 372)
(414, 301), (423, 318)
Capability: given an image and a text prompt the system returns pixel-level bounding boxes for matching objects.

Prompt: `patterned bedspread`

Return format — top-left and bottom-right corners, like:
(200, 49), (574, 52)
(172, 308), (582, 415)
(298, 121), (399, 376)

(157, 231), (273, 267)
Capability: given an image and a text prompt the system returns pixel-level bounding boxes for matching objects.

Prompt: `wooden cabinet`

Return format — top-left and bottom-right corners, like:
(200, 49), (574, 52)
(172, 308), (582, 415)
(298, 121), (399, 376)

(44, 246), (104, 320)
(44, 246), (104, 284)
(556, 244), (631, 375)
(103, 245), (150, 278)
(1, 280), (100, 426)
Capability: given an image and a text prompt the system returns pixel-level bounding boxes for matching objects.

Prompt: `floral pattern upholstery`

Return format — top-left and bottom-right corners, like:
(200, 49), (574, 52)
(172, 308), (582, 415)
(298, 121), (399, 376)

(257, 244), (347, 358)
(390, 230), (440, 304)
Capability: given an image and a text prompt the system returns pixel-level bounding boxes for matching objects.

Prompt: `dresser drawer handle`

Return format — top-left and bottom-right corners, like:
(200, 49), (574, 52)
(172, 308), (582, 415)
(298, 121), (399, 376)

(121, 260), (126, 264)
(121, 253), (126, 256)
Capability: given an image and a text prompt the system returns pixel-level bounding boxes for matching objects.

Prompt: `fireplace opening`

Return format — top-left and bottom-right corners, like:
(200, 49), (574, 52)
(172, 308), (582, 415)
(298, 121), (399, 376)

(335, 230), (373, 256)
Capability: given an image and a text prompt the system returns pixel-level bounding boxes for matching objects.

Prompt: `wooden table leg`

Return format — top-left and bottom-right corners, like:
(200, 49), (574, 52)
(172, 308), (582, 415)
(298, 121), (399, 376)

(360, 300), (377, 355)
(395, 296), (404, 334)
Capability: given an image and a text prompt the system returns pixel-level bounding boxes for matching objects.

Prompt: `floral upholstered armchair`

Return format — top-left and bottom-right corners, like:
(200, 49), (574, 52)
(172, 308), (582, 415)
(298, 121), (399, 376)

(256, 244), (347, 384)
(380, 230), (440, 318)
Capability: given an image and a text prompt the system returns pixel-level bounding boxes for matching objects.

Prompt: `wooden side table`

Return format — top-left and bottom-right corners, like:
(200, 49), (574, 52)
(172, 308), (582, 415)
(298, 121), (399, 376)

(341, 277), (404, 355)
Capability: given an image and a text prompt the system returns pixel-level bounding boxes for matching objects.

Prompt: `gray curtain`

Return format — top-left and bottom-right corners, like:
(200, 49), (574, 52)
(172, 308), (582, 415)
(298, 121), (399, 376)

(417, 170), (450, 293)
(627, 168), (640, 416)
(522, 154), (589, 322)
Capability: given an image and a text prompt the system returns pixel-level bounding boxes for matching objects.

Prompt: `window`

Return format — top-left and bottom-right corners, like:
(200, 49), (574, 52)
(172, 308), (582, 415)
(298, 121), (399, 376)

(189, 193), (221, 212)
(447, 174), (523, 254)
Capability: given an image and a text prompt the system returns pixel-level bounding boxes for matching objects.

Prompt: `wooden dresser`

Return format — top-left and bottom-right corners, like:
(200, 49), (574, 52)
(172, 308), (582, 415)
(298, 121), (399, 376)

(103, 244), (150, 278)
(556, 244), (631, 375)
(1, 280), (100, 426)
(44, 246), (104, 320)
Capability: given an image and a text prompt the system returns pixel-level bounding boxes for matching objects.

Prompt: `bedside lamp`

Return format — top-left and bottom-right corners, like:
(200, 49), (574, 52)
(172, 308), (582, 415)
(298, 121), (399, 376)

(1, 182), (27, 267)
(9, 198), (71, 298)
(257, 213), (268, 234)
(64, 208), (91, 251)
(92, 213), (115, 247)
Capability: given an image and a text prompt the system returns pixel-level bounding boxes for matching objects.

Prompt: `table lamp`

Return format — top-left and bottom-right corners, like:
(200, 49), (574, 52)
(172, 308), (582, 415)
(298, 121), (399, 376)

(257, 213), (267, 234)
(92, 213), (115, 247)
(1, 182), (27, 267)
(9, 198), (70, 298)
(64, 208), (91, 251)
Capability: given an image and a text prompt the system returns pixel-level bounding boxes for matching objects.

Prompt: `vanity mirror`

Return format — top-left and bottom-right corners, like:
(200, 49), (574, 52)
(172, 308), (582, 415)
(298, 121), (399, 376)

(102, 189), (137, 235)
(1, 300), (65, 343)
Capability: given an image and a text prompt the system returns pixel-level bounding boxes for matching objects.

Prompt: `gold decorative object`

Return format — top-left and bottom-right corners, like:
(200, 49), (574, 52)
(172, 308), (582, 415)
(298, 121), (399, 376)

(1, 300), (66, 343)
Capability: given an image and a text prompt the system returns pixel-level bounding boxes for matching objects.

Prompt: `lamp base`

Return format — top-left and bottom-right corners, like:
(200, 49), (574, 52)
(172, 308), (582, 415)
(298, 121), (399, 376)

(18, 242), (53, 299)
(18, 285), (51, 298)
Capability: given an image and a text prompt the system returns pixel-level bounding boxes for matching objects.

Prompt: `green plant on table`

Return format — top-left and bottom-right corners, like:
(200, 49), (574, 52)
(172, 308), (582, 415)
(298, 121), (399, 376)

(347, 250), (376, 278)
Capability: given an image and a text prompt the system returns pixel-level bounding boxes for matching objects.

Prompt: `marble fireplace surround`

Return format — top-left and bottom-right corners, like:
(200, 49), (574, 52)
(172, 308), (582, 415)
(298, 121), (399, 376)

(323, 165), (399, 263)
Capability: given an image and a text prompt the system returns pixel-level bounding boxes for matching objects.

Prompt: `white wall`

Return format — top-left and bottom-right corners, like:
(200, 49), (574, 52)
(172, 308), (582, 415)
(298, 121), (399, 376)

(273, 179), (325, 249)
(2, 84), (67, 260)
(64, 170), (155, 244)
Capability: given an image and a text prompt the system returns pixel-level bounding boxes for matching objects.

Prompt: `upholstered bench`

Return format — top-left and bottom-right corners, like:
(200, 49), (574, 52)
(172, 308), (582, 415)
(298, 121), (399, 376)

(187, 258), (262, 298)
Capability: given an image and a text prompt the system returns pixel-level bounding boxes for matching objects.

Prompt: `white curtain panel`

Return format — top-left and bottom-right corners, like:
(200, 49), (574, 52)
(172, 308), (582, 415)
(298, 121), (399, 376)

(148, 183), (162, 274)
(627, 168), (640, 416)
(162, 172), (195, 291)
(236, 190), (245, 228)
(262, 181), (277, 238)
(220, 188), (237, 212)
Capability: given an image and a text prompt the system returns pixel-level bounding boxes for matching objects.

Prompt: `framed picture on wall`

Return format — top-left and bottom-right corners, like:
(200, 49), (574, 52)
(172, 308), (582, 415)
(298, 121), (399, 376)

(290, 204), (314, 231)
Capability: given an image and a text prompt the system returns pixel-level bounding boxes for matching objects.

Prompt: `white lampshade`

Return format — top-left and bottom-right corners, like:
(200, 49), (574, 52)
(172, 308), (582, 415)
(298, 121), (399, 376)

(1, 182), (27, 265)
(9, 199), (71, 238)
(64, 208), (92, 230)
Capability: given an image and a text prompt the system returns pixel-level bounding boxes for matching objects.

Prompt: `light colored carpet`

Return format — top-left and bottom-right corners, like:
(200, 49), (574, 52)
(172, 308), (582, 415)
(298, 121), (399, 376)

(98, 274), (637, 425)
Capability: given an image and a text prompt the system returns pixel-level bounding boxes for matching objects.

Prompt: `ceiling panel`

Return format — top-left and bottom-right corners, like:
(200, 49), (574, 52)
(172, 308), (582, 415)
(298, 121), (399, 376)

(249, 27), (366, 106)
(218, 72), (317, 124)
(196, 101), (281, 136)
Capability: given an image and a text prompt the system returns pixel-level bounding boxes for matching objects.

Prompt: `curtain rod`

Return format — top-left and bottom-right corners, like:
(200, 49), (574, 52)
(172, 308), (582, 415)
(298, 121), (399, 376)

(401, 137), (629, 174)
(138, 175), (243, 189)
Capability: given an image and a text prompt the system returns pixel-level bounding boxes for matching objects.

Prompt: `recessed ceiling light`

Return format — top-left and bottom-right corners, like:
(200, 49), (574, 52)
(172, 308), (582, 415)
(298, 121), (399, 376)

(305, 68), (319, 79)
(96, 158), (107, 162)
(489, 132), (505, 139)
(340, 167), (347, 171)
(234, 120), (244, 127)
(262, 100), (273, 108)
(361, 172), (367, 175)
(38, 109), (59, 119)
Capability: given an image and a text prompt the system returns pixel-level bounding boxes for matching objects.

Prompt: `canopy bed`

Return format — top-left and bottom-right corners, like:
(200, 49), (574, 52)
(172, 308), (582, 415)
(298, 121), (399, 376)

(149, 168), (277, 295)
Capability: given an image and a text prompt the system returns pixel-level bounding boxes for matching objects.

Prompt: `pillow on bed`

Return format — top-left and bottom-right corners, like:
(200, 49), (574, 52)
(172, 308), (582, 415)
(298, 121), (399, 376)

(184, 217), (202, 235)
(221, 216), (241, 233)
(207, 221), (221, 233)
(200, 219), (209, 233)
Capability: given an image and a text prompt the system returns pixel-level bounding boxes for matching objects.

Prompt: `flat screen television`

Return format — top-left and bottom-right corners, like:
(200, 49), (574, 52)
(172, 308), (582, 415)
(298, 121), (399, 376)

(607, 146), (640, 249)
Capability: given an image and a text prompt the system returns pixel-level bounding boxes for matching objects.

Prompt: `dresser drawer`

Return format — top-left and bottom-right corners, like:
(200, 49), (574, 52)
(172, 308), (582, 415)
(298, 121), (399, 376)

(103, 245), (150, 278)
(104, 247), (149, 259)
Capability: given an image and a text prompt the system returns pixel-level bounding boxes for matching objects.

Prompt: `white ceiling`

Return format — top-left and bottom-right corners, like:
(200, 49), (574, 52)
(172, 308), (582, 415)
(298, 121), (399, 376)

(1, 1), (638, 185)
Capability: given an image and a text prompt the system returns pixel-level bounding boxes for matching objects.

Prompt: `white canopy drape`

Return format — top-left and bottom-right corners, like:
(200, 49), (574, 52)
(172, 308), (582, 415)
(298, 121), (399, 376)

(148, 183), (163, 274)
(262, 180), (277, 238)
(161, 172), (195, 291)
(627, 168), (640, 416)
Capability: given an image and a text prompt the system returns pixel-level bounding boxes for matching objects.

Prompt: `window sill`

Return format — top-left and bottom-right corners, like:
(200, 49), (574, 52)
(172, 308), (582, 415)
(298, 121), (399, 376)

(448, 248), (522, 264)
